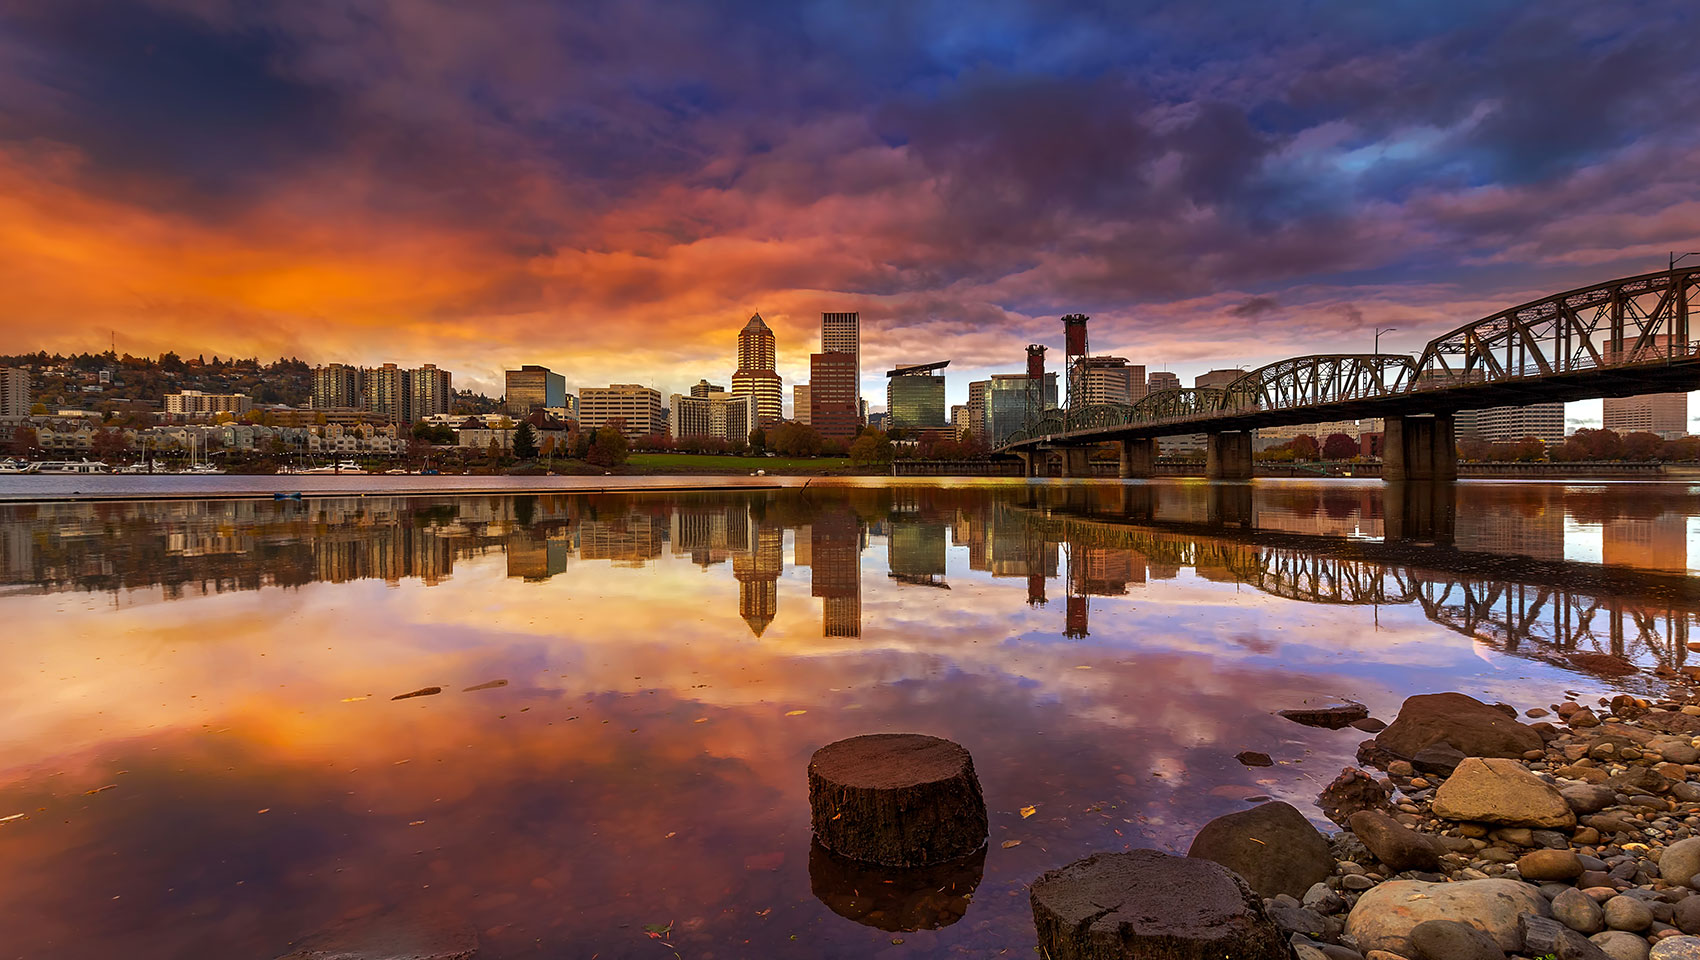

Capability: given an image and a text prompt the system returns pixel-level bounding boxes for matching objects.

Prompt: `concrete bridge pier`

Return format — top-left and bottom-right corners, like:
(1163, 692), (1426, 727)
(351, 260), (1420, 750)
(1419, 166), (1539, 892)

(1205, 430), (1253, 480)
(1384, 481), (1457, 544)
(1062, 447), (1093, 478)
(1118, 438), (1155, 479)
(1384, 414), (1458, 482)
(1207, 485), (1255, 527)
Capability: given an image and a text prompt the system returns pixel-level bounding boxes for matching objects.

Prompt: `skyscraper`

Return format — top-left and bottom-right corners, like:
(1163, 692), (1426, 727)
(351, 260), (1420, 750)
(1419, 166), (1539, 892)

(1147, 371), (1181, 393)
(363, 363), (411, 424)
(579, 384), (665, 439)
(885, 362), (948, 431)
(793, 384), (811, 425)
(732, 313), (784, 426)
(0, 368), (31, 418)
(821, 311), (860, 402)
(412, 364), (454, 419)
(1076, 357), (1140, 405)
(311, 363), (362, 409)
(810, 352), (859, 441)
(505, 365), (565, 415)
(965, 379), (989, 439)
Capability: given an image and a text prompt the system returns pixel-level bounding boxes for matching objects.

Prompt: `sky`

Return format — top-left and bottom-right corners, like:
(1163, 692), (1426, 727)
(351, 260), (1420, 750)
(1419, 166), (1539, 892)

(2, 0), (1698, 424)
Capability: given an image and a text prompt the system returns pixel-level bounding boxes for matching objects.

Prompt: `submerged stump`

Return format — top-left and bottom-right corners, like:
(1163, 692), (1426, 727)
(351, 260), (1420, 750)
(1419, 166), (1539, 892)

(1030, 850), (1291, 960)
(807, 733), (987, 867)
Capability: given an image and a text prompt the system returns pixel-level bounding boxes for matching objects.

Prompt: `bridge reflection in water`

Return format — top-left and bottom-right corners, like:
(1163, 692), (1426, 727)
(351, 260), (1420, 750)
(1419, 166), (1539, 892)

(1013, 482), (1698, 684)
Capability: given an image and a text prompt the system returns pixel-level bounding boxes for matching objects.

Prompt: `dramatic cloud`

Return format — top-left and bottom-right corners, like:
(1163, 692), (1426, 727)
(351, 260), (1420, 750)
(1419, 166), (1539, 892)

(1, 0), (1697, 405)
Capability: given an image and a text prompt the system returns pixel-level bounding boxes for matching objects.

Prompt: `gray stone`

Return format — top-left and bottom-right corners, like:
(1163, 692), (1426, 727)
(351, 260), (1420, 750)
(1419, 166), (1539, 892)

(1672, 897), (1700, 935)
(1376, 692), (1546, 760)
(1305, 882), (1347, 914)
(1565, 784), (1623, 815)
(1652, 739), (1700, 766)
(1664, 839), (1700, 888)
(1607, 897), (1656, 932)
(1410, 919), (1506, 960)
(1555, 886), (1608, 934)
(1524, 912), (1620, 960)
(1345, 878), (1548, 955)
(1280, 699), (1372, 730)
(1269, 904), (1327, 937)
(1350, 810), (1441, 873)
(1651, 937), (1700, 960)
(1672, 782), (1700, 803)
(1432, 758), (1577, 828)
(1591, 931), (1652, 960)
(1188, 801), (1334, 900)
(1031, 849), (1292, 960)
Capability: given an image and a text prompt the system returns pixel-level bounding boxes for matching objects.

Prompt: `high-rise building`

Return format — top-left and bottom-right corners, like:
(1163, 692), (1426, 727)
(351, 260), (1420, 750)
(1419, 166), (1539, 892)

(1457, 403), (1565, 444)
(411, 364), (453, 419)
(311, 363), (362, 409)
(363, 363), (412, 424)
(793, 384), (811, 425)
(811, 508), (862, 638)
(0, 368), (31, 418)
(670, 390), (758, 444)
(505, 365), (565, 416)
(1076, 357), (1141, 405)
(885, 362), (948, 431)
(1147, 371), (1181, 393)
(1194, 368), (1243, 390)
(810, 352), (860, 441)
(735, 518), (783, 637)
(821, 312), (860, 400)
(579, 384), (665, 439)
(986, 372), (1057, 444)
(732, 313), (784, 426)
(1604, 393), (1689, 439)
(691, 379), (726, 398)
(965, 380), (989, 439)
(950, 404), (971, 435)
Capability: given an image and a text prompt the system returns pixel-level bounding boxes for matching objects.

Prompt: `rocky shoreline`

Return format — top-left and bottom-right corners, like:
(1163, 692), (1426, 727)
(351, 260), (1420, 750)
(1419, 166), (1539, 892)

(1182, 690), (1700, 960)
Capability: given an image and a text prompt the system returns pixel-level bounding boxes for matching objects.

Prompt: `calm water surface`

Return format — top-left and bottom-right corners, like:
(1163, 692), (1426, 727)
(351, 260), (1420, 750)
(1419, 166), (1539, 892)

(2, 479), (1698, 959)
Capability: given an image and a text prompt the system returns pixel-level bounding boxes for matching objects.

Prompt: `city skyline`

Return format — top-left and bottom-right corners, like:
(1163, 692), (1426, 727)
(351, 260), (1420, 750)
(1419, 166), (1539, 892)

(3, 3), (1699, 429)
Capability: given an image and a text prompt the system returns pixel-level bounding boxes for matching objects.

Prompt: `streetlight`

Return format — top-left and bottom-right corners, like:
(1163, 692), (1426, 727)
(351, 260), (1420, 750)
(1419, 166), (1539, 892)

(1672, 252), (1700, 271)
(1374, 326), (1398, 355)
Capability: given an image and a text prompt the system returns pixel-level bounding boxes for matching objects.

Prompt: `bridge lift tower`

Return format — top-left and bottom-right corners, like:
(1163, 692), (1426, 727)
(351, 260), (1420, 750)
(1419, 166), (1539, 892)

(1025, 344), (1047, 431)
(1062, 314), (1090, 421)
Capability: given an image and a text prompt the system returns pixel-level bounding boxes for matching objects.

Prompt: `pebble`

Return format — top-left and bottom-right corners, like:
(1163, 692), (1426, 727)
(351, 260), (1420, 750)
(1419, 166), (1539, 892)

(1593, 929), (1653, 960)
(1553, 885), (1607, 933)
(1608, 895), (1658, 932)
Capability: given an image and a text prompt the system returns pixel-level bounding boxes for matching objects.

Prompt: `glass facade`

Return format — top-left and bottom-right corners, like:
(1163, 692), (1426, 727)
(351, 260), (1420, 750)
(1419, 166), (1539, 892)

(986, 372), (1057, 444)
(885, 374), (946, 431)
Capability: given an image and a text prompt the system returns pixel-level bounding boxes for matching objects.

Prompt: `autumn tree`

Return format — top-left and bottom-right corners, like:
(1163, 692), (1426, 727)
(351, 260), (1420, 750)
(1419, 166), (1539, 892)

(1288, 435), (1320, 460)
(8, 426), (37, 457)
(769, 421), (823, 457)
(1623, 431), (1664, 460)
(848, 430), (894, 466)
(587, 425), (628, 466)
(1320, 433), (1359, 460)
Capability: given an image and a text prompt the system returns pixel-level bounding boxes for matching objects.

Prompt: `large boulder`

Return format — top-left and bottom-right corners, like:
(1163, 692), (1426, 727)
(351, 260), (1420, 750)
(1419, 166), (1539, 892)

(1410, 919), (1508, 960)
(1349, 810), (1440, 872)
(1375, 692), (1545, 760)
(1431, 758), (1576, 828)
(1659, 838), (1700, 888)
(1346, 878), (1548, 955)
(1187, 800), (1333, 899)
(1030, 849), (1291, 960)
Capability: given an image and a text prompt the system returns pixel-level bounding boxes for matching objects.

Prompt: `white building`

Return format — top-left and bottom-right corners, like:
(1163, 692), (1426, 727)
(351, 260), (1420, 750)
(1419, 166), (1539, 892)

(670, 391), (758, 443)
(579, 384), (665, 439)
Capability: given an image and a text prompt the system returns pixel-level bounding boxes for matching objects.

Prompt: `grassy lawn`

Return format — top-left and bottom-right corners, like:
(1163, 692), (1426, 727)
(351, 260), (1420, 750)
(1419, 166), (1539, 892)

(627, 452), (853, 474)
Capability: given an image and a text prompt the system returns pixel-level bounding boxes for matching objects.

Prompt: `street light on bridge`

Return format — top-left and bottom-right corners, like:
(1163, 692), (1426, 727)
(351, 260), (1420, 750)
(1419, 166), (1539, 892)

(1374, 326), (1398, 355)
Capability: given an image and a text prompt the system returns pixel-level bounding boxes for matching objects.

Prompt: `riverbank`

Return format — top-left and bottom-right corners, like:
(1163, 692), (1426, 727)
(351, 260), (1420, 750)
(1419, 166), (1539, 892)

(1170, 687), (1700, 960)
(0, 473), (807, 502)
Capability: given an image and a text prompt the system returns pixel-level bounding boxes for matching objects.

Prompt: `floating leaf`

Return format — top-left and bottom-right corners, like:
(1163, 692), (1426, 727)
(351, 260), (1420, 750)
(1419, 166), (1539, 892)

(693, 718), (708, 723)
(1019, 805), (1037, 819)
(0, 813), (25, 824)
(340, 696), (369, 703)
(463, 679), (508, 692)
(1001, 840), (1021, 849)
(85, 784), (116, 795)
(391, 687), (441, 701)
(784, 710), (807, 717)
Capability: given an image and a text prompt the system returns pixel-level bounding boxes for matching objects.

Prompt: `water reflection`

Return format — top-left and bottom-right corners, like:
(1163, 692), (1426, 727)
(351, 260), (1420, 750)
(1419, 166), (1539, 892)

(808, 841), (985, 931)
(0, 480), (1696, 958)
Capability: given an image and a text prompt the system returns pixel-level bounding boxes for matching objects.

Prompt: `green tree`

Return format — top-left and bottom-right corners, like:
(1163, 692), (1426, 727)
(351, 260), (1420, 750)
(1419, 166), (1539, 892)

(849, 430), (894, 466)
(769, 421), (823, 457)
(513, 421), (539, 459)
(587, 425), (628, 466)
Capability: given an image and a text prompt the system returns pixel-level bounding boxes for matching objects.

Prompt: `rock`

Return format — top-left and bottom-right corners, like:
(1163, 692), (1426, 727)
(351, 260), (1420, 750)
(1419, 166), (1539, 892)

(1674, 782), (1700, 803)
(1564, 784), (1621, 814)
(1320, 768), (1393, 827)
(1319, 947), (1365, 960)
(1269, 903), (1327, 937)
(1389, 760), (1416, 778)
(1030, 849), (1291, 960)
(1521, 849), (1586, 881)
(807, 734), (988, 867)
(1410, 919), (1506, 960)
(1651, 937), (1700, 960)
(1652, 739), (1700, 766)
(1280, 699), (1372, 729)
(1557, 887), (1610, 934)
(1592, 931), (1652, 960)
(1527, 913), (1622, 959)
(1608, 767), (1670, 795)
(1613, 696), (1651, 720)
(1491, 827), (1534, 847)
(1305, 882), (1347, 914)
(1609, 897), (1658, 932)
(1413, 742), (1469, 777)
(1353, 718), (1389, 733)
(1187, 800), (1333, 899)
(1237, 750), (1275, 766)
(1660, 839), (1700, 888)
(1343, 874), (1377, 891)
(1345, 878), (1547, 955)
(1375, 693), (1545, 761)
(1350, 810), (1441, 872)
(1431, 758), (1577, 828)
(1573, 708), (1604, 728)
(1671, 897), (1700, 935)
(274, 910), (477, 960)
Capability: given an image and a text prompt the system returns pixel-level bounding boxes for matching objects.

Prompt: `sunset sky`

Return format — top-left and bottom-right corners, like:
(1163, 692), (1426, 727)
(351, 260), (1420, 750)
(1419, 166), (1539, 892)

(3, 0), (1698, 419)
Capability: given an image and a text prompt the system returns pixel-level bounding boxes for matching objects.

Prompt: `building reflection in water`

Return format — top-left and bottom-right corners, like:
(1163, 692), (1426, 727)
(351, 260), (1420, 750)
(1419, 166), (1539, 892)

(0, 483), (1694, 669)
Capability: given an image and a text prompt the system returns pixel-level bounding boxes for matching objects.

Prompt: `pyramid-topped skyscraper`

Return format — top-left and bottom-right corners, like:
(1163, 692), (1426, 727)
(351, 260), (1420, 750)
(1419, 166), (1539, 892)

(732, 313), (784, 426)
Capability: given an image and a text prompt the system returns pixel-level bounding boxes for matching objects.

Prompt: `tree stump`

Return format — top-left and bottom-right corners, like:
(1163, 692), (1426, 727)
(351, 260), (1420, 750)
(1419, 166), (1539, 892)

(807, 733), (987, 867)
(808, 839), (985, 931)
(1030, 850), (1292, 960)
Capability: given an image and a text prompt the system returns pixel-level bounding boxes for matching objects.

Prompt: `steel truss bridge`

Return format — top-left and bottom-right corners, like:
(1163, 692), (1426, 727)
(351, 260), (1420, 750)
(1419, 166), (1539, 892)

(999, 268), (1700, 479)
(1016, 505), (1698, 685)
